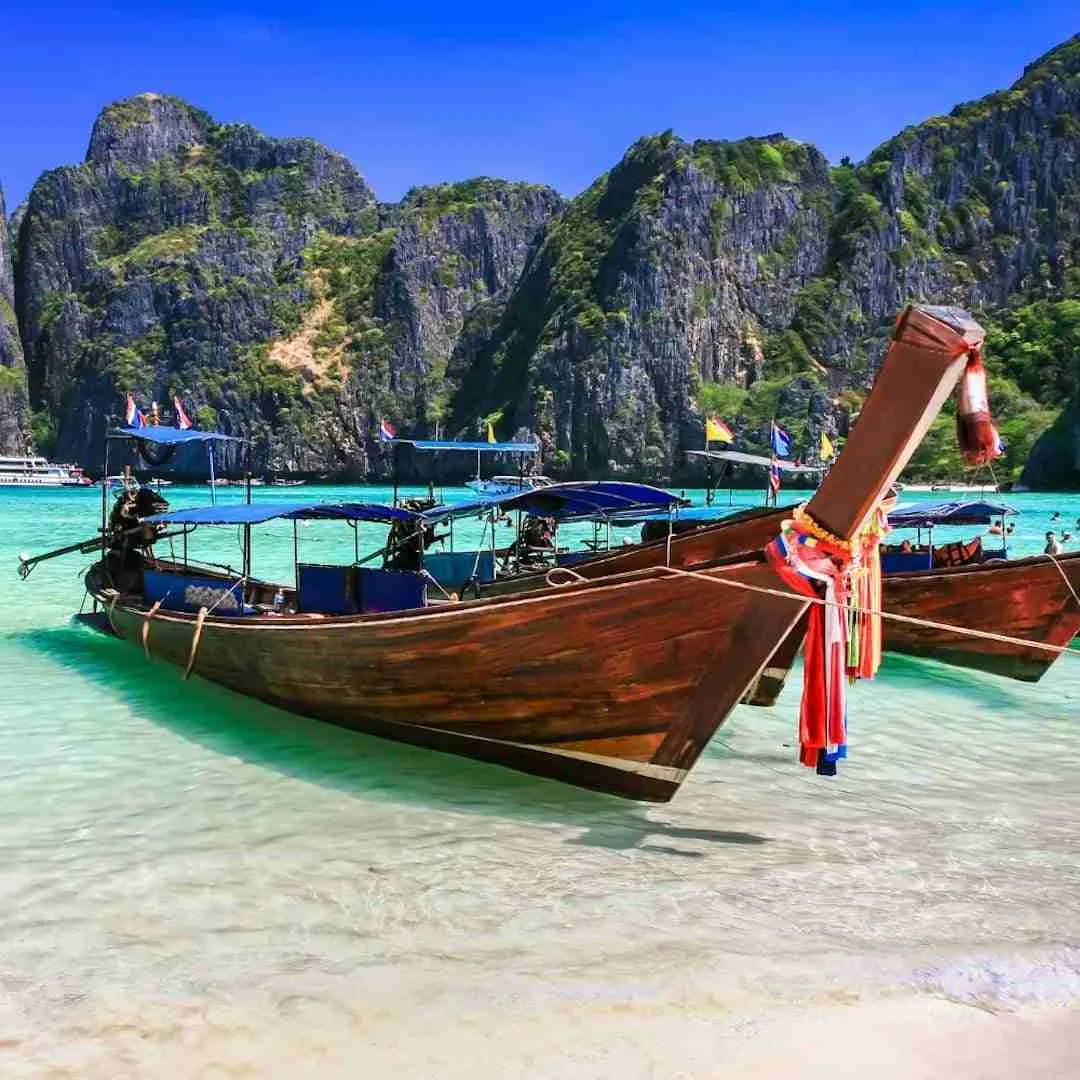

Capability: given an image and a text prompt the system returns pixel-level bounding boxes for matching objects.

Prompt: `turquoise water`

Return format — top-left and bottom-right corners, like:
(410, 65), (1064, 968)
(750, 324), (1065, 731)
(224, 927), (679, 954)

(1, 484), (1079, 1077)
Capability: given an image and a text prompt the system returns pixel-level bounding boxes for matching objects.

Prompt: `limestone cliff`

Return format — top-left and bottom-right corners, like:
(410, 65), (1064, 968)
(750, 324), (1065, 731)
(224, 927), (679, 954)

(450, 132), (834, 478)
(15, 94), (562, 475)
(0, 187), (29, 453)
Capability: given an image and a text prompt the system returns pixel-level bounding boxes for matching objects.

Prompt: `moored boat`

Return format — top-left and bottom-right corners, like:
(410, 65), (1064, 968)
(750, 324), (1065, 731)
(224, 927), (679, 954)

(0, 455), (91, 487)
(499, 496), (1080, 686)
(465, 474), (554, 497)
(20, 304), (983, 798)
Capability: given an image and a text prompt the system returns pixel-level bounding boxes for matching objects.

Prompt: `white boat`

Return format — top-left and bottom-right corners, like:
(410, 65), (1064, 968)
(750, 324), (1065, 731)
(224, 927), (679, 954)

(0, 456), (91, 487)
(903, 481), (1000, 493)
(465, 475), (554, 497)
(103, 475), (173, 491)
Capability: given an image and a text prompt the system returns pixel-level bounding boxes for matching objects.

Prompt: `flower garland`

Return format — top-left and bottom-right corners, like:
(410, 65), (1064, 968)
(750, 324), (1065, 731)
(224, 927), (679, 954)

(765, 504), (888, 775)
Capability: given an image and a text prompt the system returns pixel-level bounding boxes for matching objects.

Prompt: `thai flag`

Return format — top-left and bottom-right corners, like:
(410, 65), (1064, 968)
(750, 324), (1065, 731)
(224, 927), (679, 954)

(379, 419), (396, 443)
(771, 421), (792, 458)
(124, 393), (137, 426)
(174, 395), (193, 430)
(769, 458), (782, 496)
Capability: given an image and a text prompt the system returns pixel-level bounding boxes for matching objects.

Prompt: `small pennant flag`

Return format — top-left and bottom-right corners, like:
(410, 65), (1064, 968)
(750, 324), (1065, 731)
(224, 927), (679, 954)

(379, 419), (396, 443)
(487, 422), (496, 444)
(820, 431), (835, 460)
(705, 417), (734, 444)
(769, 457), (782, 496)
(770, 421), (792, 458)
(124, 393), (137, 426)
(174, 396), (193, 430)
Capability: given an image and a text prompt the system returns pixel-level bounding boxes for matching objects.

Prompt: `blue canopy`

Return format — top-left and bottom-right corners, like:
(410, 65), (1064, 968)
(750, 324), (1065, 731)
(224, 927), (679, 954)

(889, 500), (1018, 528)
(397, 439), (540, 454)
(143, 502), (417, 527)
(424, 481), (685, 523)
(110, 426), (245, 445)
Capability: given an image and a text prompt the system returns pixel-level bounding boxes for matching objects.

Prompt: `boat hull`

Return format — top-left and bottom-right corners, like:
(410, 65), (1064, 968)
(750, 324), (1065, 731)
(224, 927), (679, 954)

(883, 554), (1080, 680)
(505, 512), (1080, 682)
(90, 558), (809, 801)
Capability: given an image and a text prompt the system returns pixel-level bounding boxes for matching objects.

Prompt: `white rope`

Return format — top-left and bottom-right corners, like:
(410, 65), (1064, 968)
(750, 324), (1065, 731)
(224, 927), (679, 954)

(141, 599), (163, 659)
(105, 593), (120, 634)
(1044, 553), (1080, 609)
(545, 566), (587, 588)
(659, 565), (1080, 662)
(183, 607), (208, 680)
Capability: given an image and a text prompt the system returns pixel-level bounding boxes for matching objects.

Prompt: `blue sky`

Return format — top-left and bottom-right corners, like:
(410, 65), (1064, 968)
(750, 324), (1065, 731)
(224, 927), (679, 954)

(1, 1), (1075, 210)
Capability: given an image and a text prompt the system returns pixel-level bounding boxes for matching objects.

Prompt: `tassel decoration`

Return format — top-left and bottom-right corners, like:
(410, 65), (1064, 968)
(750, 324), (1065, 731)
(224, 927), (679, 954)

(764, 504), (888, 776)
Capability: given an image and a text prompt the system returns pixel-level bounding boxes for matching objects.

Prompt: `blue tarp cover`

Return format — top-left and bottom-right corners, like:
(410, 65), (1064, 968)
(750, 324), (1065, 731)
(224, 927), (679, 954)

(397, 439), (540, 454)
(889, 500), (1017, 528)
(110, 426), (245, 445)
(423, 481), (684, 523)
(143, 502), (417, 526)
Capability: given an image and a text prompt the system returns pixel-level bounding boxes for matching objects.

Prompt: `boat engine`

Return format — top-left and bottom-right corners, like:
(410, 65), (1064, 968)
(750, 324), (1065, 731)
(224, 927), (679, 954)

(102, 483), (170, 590)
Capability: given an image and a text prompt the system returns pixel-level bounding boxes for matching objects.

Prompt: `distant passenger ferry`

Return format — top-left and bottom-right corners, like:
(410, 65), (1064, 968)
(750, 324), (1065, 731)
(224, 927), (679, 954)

(0, 455), (92, 487)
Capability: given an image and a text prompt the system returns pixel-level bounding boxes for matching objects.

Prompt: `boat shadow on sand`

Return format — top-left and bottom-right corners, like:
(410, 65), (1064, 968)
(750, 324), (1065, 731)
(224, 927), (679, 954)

(18, 622), (770, 856)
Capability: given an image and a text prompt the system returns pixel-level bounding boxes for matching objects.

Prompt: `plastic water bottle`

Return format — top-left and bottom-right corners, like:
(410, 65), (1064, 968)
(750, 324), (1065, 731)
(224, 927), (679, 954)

(273, 588), (285, 612)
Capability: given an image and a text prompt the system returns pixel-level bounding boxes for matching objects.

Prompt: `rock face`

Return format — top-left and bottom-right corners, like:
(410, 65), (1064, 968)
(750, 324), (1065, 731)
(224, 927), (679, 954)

(451, 132), (834, 478)
(17, 94), (378, 472)
(0, 186), (30, 453)
(15, 94), (562, 475)
(11, 35), (1080, 484)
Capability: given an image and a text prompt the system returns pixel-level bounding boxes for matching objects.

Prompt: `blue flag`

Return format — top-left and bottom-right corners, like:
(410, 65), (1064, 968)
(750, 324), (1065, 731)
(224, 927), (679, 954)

(771, 422), (792, 458)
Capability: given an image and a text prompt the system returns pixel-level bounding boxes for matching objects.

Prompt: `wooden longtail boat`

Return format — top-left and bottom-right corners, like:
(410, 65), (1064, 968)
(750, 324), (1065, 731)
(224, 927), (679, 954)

(47, 304), (972, 800)
(482, 395), (1080, 687)
(510, 493), (1080, 684)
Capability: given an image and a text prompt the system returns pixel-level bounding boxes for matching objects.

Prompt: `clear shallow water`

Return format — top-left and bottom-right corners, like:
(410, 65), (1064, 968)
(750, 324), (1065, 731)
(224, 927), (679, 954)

(1, 485), (1079, 1077)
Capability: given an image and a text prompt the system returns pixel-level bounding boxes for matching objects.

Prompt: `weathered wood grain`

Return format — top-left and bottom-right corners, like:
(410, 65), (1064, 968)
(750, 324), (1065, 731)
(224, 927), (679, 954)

(92, 557), (809, 801)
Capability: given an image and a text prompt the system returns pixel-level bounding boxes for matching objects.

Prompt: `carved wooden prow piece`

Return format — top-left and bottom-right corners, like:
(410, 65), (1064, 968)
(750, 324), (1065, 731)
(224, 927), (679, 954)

(806, 305), (984, 542)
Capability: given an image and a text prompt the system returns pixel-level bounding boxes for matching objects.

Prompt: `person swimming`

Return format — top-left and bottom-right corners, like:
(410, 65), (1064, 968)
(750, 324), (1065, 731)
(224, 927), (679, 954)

(1045, 531), (1063, 555)
(1051, 512), (1061, 522)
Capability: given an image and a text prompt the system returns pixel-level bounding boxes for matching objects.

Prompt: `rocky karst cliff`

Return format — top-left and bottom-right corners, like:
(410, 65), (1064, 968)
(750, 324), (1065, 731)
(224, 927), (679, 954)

(457, 33), (1080, 482)
(12, 94), (562, 475)
(4, 33), (1080, 484)
(0, 187), (30, 453)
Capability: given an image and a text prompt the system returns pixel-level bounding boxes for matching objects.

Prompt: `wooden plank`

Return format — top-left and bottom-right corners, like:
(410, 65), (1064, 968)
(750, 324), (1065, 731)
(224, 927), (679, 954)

(805, 306), (978, 541)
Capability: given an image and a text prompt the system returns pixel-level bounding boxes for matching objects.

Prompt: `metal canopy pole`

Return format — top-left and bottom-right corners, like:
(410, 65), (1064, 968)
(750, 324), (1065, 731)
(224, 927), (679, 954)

(208, 444), (217, 506)
(242, 441), (252, 581)
(100, 437), (110, 558)
(293, 520), (299, 595)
